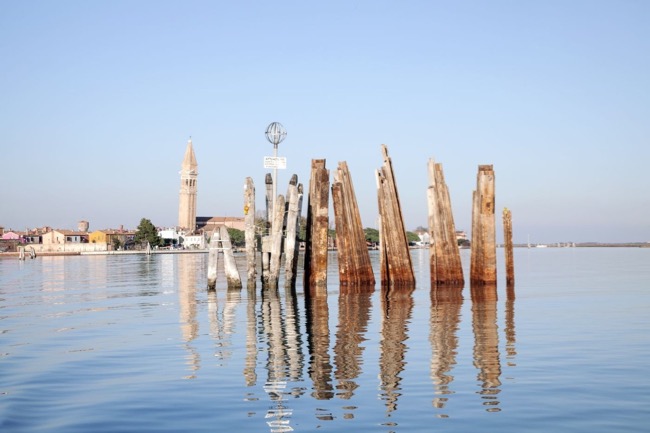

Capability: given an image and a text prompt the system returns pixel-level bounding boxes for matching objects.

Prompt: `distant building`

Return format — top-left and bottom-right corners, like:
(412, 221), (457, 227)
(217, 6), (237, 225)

(196, 216), (245, 233)
(41, 230), (88, 248)
(89, 229), (135, 249)
(178, 138), (198, 232)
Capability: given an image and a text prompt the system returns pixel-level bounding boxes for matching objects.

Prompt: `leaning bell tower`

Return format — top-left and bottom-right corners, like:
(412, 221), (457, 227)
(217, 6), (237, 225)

(178, 138), (198, 232)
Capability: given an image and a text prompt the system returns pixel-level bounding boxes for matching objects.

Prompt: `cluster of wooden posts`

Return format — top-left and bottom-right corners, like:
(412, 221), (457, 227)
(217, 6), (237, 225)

(207, 144), (515, 293)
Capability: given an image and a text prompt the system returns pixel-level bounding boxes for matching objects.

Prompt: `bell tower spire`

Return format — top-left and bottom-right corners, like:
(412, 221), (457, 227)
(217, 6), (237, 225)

(178, 137), (198, 232)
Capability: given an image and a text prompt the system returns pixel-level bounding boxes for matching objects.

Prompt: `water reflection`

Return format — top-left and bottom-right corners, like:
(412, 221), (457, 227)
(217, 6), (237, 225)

(505, 286), (517, 367)
(379, 287), (414, 417)
(244, 287), (258, 386)
(177, 254), (199, 379)
(208, 288), (239, 364)
(305, 290), (334, 400)
(470, 285), (502, 412)
(429, 286), (463, 417)
(334, 285), (373, 402)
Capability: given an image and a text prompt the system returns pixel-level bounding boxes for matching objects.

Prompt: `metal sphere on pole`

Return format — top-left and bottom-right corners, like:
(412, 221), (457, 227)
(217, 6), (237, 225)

(265, 122), (287, 214)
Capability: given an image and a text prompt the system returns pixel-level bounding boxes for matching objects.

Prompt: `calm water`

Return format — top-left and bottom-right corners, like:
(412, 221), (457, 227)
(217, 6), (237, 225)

(1, 248), (649, 432)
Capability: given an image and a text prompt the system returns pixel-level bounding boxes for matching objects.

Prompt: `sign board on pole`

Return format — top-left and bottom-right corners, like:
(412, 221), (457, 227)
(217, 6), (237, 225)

(263, 156), (287, 169)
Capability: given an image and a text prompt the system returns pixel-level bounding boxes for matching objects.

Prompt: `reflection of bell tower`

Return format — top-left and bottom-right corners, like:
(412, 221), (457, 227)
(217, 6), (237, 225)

(178, 138), (198, 232)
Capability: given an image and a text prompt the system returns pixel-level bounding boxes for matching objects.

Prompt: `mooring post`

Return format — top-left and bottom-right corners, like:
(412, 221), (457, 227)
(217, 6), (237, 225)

(244, 177), (257, 289)
(470, 165), (497, 287)
(207, 230), (220, 290)
(304, 159), (329, 293)
(376, 144), (415, 288)
(427, 158), (464, 287)
(503, 207), (515, 288)
(220, 225), (242, 289)
(332, 161), (375, 286)
(268, 194), (286, 290)
(284, 175), (303, 289)
(261, 173), (273, 285)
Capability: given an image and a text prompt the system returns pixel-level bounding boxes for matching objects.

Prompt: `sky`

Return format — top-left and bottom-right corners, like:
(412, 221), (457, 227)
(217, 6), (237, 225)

(1, 0), (648, 244)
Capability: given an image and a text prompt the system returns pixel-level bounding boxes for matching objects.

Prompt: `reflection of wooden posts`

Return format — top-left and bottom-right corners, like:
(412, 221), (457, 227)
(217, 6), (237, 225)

(379, 287), (414, 415)
(470, 286), (502, 410)
(332, 161), (375, 286)
(470, 165), (497, 287)
(244, 177), (256, 289)
(220, 225), (242, 289)
(503, 208), (515, 287)
(244, 287), (258, 386)
(430, 287), (463, 411)
(284, 175), (303, 289)
(268, 194), (285, 290)
(427, 159), (464, 287)
(376, 144), (415, 288)
(334, 286), (373, 400)
(304, 159), (329, 292)
(306, 292), (333, 400)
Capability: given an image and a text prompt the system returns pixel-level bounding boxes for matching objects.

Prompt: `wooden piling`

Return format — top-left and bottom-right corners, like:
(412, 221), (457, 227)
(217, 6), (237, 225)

(470, 165), (497, 287)
(304, 159), (330, 292)
(332, 161), (375, 286)
(427, 158), (464, 287)
(244, 177), (256, 289)
(375, 144), (415, 288)
(268, 194), (285, 290)
(219, 225), (242, 289)
(284, 175), (303, 289)
(207, 230), (220, 290)
(503, 207), (515, 287)
(261, 173), (273, 284)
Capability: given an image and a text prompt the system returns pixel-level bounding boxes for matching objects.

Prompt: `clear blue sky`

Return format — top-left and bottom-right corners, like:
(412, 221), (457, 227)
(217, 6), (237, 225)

(1, 0), (648, 244)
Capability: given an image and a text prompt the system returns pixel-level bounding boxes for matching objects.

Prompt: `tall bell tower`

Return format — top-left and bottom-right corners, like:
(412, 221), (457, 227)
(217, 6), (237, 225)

(178, 138), (198, 232)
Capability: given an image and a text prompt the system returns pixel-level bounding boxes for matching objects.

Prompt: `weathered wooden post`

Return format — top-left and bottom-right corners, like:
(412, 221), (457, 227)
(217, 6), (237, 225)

(219, 225), (242, 289)
(470, 165), (497, 287)
(207, 230), (220, 290)
(244, 177), (256, 289)
(304, 159), (330, 293)
(268, 194), (286, 290)
(376, 144), (415, 288)
(503, 207), (515, 288)
(332, 161), (375, 286)
(284, 175), (303, 289)
(261, 173), (273, 285)
(427, 158), (464, 287)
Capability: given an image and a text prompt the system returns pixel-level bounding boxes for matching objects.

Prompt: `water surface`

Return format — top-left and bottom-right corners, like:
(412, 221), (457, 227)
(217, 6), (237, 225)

(1, 248), (649, 432)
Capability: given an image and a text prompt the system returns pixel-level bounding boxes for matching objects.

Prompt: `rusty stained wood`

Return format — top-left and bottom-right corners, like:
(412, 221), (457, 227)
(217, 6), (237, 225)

(243, 177), (256, 289)
(284, 174), (304, 290)
(470, 165), (497, 287)
(267, 194), (286, 290)
(332, 161), (376, 286)
(503, 207), (515, 288)
(375, 144), (415, 288)
(304, 159), (330, 293)
(427, 159), (464, 287)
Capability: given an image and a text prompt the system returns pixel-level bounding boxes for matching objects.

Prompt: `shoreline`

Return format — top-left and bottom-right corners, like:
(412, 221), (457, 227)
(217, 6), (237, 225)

(0, 249), (208, 259)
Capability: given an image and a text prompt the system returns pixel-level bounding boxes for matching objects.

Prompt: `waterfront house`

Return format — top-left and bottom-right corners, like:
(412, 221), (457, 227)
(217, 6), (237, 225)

(89, 229), (135, 250)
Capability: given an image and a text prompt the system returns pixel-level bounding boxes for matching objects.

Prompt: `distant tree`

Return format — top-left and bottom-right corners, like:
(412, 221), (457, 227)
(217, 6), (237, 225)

(406, 231), (421, 243)
(112, 238), (122, 250)
(227, 228), (245, 247)
(364, 227), (380, 243)
(134, 218), (162, 247)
